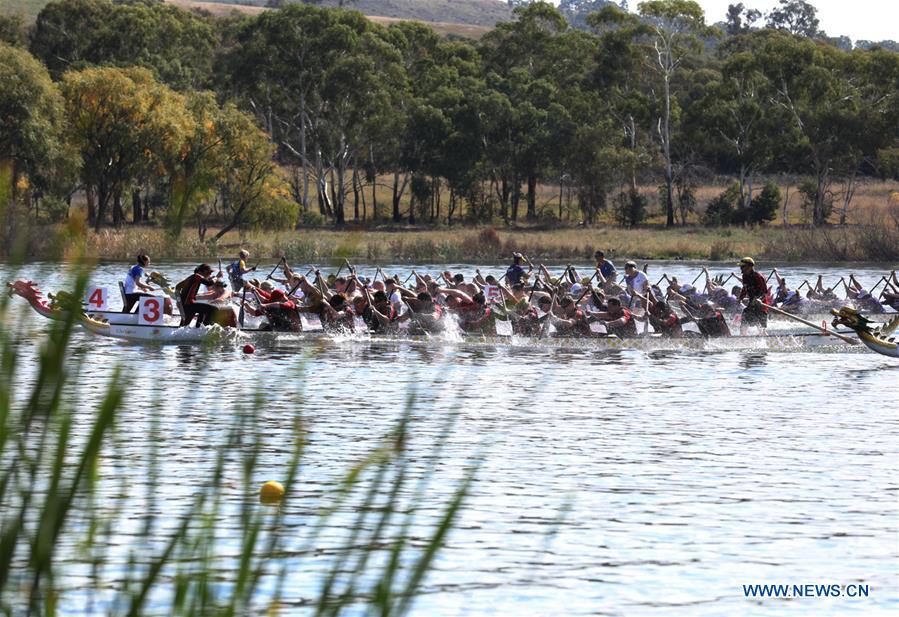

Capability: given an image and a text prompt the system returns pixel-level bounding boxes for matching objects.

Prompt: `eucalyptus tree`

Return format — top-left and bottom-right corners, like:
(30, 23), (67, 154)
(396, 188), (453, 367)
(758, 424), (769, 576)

(587, 5), (655, 193)
(765, 0), (821, 38)
(0, 43), (72, 248)
(685, 43), (783, 212)
(31, 0), (218, 89)
(636, 0), (711, 226)
(728, 30), (884, 225)
(479, 2), (573, 221)
(223, 4), (403, 224)
(61, 67), (191, 230)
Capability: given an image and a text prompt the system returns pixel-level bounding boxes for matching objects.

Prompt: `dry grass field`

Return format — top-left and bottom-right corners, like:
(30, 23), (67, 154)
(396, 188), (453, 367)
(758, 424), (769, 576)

(163, 0), (491, 38)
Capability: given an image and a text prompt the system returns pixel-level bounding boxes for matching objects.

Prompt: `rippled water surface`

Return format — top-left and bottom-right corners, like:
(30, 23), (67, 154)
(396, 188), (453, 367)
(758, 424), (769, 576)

(3, 261), (898, 616)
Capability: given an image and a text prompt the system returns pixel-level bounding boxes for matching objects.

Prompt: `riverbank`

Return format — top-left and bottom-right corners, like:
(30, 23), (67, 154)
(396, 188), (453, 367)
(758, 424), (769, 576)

(9, 221), (899, 264)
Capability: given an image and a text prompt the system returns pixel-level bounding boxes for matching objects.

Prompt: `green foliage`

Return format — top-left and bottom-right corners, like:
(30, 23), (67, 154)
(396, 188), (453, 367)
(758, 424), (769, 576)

(705, 181), (778, 226)
(747, 181), (780, 225)
(703, 183), (739, 226)
(247, 194), (298, 229)
(296, 207), (327, 227)
(613, 188), (647, 227)
(30, 0), (218, 89)
(5, 0), (899, 234)
(0, 14), (27, 47)
(0, 43), (75, 252)
(765, 0), (820, 37)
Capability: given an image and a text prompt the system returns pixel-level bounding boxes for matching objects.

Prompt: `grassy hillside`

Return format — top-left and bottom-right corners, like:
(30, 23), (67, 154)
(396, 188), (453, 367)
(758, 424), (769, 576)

(2, 0), (512, 28)
(163, 0), (494, 37)
(1, 0), (47, 19)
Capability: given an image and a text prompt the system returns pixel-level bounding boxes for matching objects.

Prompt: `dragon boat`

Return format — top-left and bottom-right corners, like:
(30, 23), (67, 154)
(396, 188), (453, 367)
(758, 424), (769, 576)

(7, 278), (863, 351)
(5, 280), (181, 326)
(831, 307), (899, 358)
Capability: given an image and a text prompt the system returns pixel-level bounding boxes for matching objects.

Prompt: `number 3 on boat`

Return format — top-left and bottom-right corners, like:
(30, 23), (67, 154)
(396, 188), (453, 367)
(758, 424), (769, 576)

(138, 296), (163, 326)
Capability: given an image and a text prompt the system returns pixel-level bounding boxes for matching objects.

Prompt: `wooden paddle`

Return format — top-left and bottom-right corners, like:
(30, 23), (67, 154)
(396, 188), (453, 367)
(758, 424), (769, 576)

(759, 301), (858, 344)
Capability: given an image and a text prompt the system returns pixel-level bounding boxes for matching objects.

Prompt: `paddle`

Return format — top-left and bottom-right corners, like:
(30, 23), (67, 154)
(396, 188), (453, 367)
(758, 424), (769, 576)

(526, 273), (543, 304)
(759, 301), (858, 345)
(869, 276), (888, 297)
(238, 285), (248, 328)
(538, 287), (559, 339)
(265, 257), (286, 281)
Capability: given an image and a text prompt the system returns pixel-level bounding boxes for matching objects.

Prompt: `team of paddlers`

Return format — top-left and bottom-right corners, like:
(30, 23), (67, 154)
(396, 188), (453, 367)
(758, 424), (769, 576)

(120, 249), (899, 339)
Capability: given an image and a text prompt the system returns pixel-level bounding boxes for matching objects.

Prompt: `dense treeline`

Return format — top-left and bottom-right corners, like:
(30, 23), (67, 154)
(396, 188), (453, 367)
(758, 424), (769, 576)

(1, 0), (898, 242)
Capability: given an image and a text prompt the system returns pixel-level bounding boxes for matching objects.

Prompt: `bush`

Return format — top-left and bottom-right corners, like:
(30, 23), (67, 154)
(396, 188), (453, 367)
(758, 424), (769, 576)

(702, 183), (739, 226)
(613, 189), (647, 227)
(798, 179), (833, 223)
(37, 196), (70, 223)
(747, 182), (780, 225)
(248, 195), (298, 230)
(296, 207), (326, 228)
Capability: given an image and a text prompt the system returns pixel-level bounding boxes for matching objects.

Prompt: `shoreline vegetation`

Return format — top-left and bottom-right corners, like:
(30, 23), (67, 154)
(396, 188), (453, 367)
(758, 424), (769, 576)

(12, 217), (899, 264)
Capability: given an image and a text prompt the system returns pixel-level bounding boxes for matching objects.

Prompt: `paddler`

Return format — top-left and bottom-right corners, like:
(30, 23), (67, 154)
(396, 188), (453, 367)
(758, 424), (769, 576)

(681, 301), (731, 337)
(175, 264), (217, 326)
(122, 254), (155, 312)
(587, 297), (637, 338)
(226, 249), (255, 289)
(505, 253), (532, 286)
(594, 250), (617, 284)
(737, 257), (768, 335)
(245, 288), (300, 332)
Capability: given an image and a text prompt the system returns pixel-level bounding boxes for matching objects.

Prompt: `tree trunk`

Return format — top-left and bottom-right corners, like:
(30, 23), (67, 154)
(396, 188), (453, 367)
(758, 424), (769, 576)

(113, 191), (124, 228)
(814, 169), (829, 226)
(434, 177), (441, 223)
(86, 186), (96, 226)
(408, 173), (415, 225)
(782, 184), (790, 226)
(738, 165), (748, 210)
(839, 172), (856, 226)
(359, 167), (367, 223)
(662, 75), (674, 227)
(300, 109), (309, 211)
(392, 171), (401, 222)
(511, 174), (520, 222)
(352, 166), (360, 222)
(369, 144), (377, 221)
(447, 186), (455, 225)
(132, 189), (141, 223)
(558, 173), (564, 220)
(526, 172), (537, 220)
(95, 183), (109, 232)
(332, 167), (344, 225)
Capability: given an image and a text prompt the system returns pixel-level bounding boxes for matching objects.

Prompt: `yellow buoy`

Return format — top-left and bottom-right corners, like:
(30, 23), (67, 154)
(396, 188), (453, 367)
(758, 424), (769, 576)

(259, 480), (285, 504)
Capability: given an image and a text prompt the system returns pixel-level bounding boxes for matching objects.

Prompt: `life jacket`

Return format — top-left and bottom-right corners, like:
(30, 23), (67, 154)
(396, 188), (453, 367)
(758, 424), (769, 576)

(265, 302), (301, 332)
(698, 311), (730, 337)
(607, 309), (637, 338)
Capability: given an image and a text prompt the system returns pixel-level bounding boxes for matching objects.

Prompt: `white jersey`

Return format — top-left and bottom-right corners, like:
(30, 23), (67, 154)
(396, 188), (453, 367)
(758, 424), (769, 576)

(625, 271), (649, 293)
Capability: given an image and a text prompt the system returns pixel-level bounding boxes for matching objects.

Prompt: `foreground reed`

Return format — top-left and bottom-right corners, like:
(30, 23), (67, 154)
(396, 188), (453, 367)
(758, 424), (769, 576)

(0, 266), (475, 616)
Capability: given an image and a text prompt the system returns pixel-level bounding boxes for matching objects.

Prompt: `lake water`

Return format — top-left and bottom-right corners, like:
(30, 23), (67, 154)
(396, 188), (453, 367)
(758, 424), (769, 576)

(2, 261), (898, 616)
